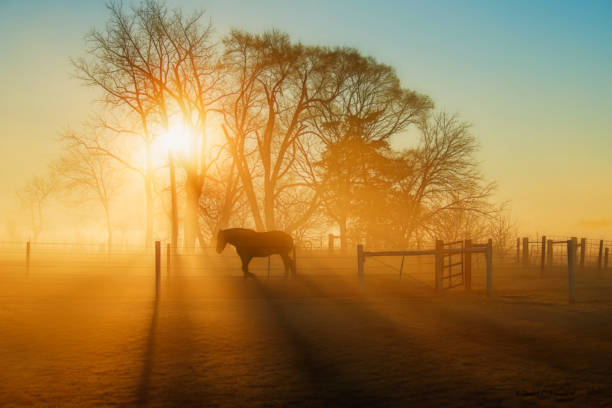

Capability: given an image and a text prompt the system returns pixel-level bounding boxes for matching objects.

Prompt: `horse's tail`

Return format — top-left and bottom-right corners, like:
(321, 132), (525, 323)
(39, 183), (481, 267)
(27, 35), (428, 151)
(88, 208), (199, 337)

(289, 241), (296, 275)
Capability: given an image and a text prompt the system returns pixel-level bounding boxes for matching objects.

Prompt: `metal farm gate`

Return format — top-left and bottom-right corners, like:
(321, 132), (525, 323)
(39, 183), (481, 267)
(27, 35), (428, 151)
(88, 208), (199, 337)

(442, 240), (464, 289)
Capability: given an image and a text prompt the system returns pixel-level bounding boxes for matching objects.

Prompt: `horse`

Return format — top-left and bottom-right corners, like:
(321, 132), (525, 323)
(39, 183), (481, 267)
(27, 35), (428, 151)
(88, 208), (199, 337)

(216, 228), (296, 278)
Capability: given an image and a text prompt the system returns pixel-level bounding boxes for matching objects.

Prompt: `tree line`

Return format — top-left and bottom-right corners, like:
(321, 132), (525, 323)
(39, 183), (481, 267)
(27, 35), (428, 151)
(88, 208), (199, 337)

(17, 0), (512, 251)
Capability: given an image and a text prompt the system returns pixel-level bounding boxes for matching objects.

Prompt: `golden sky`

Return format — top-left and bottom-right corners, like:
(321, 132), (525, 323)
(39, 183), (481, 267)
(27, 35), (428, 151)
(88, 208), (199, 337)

(1, 0), (611, 239)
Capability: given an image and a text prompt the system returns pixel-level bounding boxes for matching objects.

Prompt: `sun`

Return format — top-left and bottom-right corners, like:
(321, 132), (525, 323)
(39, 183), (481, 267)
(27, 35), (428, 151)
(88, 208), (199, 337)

(159, 121), (191, 155)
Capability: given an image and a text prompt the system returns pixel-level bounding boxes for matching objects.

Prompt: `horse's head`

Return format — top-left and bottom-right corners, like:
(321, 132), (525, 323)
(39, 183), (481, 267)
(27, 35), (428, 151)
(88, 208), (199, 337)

(216, 230), (227, 254)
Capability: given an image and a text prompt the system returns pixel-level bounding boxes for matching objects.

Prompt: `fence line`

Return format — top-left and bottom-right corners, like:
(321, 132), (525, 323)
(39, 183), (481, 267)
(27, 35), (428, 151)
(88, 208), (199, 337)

(357, 239), (493, 295)
(3, 236), (606, 304)
(516, 235), (612, 272)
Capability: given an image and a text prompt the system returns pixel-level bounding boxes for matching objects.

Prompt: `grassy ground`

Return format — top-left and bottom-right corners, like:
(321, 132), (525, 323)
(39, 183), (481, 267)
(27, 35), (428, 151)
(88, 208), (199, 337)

(1, 250), (612, 407)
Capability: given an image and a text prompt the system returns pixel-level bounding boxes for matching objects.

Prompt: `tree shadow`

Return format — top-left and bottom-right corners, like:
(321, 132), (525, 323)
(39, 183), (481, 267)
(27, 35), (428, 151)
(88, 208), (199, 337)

(273, 273), (525, 406)
(249, 277), (393, 406)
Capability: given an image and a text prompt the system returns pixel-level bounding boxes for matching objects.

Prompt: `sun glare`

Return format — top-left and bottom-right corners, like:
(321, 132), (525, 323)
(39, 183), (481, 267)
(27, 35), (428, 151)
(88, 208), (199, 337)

(159, 121), (191, 154)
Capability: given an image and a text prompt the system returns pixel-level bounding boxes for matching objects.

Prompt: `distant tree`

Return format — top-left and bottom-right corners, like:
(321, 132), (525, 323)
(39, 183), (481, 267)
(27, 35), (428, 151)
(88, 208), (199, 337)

(313, 50), (432, 249)
(318, 138), (399, 248)
(396, 112), (497, 245)
(485, 209), (516, 258)
(17, 175), (57, 242)
(53, 129), (123, 249)
(198, 155), (248, 241)
(425, 209), (489, 243)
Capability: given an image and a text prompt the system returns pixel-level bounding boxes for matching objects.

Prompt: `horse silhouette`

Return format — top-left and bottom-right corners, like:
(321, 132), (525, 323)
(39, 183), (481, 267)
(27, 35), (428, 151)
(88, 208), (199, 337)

(216, 228), (296, 278)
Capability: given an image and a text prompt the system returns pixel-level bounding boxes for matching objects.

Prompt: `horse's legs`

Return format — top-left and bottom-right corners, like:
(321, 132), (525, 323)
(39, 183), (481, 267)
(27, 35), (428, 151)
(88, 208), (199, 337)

(240, 254), (255, 278)
(280, 252), (295, 278)
(280, 253), (290, 278)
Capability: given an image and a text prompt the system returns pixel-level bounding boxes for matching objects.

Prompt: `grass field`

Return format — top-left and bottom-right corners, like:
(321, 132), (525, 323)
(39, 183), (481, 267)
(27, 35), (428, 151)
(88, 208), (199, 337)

(1, 248), (612, 407)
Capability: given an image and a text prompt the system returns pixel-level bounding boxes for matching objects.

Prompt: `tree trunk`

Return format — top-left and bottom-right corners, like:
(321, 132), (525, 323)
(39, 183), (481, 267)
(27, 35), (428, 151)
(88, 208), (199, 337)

(169, 152), (179, 251)
(104, 204), (112, 252)
(144, 176), (153, 247)
(35, 203), (43, 242)
(264, 181), (275, 231)
(184, 172), (200, 252)
(144, 143), (153, 247)
(339, 216), (348, 254)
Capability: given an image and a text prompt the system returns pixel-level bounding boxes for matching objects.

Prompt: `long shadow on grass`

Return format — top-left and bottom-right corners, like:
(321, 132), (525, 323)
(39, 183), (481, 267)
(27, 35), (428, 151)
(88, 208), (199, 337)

(438, 300), (612, 379)
(286, 273), (516, 406)
(134, 257), (215, 407)
(249, 277), (392, 406)
(297, 271), (612, 404)
(135, 292), (159, 405)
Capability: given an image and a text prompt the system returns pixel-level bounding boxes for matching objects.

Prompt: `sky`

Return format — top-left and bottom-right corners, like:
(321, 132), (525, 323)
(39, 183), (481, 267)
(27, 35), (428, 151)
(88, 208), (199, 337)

(1, 0), (611, 239)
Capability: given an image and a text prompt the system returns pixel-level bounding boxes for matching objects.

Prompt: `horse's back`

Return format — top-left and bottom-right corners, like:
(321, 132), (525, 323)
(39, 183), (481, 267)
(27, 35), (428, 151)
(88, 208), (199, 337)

(226, 229), (293, 257)
(259, 231), (293, 248)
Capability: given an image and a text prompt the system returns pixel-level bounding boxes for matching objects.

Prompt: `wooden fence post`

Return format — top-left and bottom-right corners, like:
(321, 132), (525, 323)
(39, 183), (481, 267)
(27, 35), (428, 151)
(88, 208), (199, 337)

(399, 256), (405, 279)
(155, 241), (161, 297)
(605, 248), (609, 270)
(567, 237), (576, 304)
(166, 243), (171, 276)
(328, 234), (334, 254)
(547, 239), (553, 267)
(522, 237), (529, 266)
(486, 239), (493, 296)
(580, 238), (586, 268)
(435, 240), (444, 292)
(464, 239), (472, 290)
(598, 240), (604, 270)
(26, 241), (30, 276)
(357, 244), (364, 290)
(516, 238), (520, 264)
(267, 256), (271, 279)
(540, 235), (546, 276)
(293, 246), (297, 276)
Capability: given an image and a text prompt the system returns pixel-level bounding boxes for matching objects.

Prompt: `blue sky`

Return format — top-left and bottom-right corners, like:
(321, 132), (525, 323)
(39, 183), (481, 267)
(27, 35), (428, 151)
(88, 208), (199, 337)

(1, 0), (611, 236)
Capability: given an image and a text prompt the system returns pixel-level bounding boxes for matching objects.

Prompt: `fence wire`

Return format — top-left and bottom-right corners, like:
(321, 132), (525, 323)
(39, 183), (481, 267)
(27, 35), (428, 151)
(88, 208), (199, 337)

(513, 236), (612, 269)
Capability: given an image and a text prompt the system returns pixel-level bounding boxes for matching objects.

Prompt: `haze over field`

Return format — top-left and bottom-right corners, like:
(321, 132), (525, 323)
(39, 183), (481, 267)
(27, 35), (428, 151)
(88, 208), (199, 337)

(1, 0), (611, 243)
(4, 3), (612, 407)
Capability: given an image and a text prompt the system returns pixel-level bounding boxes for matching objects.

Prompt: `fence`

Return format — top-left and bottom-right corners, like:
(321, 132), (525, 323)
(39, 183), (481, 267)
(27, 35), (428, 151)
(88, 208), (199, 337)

(357, 239), (493, 295)
(442, 240), (464, 290)
(515, 235), (612, 272)
(4, 235), (609, 304)
(1, 239), (495, 297)
(0, 240), (361, 279)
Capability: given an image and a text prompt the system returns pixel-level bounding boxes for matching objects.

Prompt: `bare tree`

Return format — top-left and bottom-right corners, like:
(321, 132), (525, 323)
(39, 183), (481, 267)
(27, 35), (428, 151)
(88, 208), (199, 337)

(198, 154), (248, 241)
(73, 0), (223, 249)
(486, 208), (516, 258)
(17, 175), (57, 242)
(221, 30), (344, 233)
(397, 112), (497, 244)
(73, 2), (161, 246)
(53, 129), (123, 249)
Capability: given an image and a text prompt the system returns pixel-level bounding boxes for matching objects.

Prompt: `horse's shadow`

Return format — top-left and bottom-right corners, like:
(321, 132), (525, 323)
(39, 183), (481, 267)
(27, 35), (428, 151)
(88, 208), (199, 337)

(247, 277), (389, 405)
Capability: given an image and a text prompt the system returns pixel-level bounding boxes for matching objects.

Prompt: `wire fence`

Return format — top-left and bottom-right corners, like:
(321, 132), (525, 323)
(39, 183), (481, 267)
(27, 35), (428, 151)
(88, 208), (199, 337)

(0, 241), (446, 285)
(3, 236), (612, 303)
(511, 235), (612, 269)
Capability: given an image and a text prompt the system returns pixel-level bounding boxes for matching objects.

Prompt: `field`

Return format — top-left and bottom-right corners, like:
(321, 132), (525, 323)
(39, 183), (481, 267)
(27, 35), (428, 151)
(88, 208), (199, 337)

(2, 247), (612, 407)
